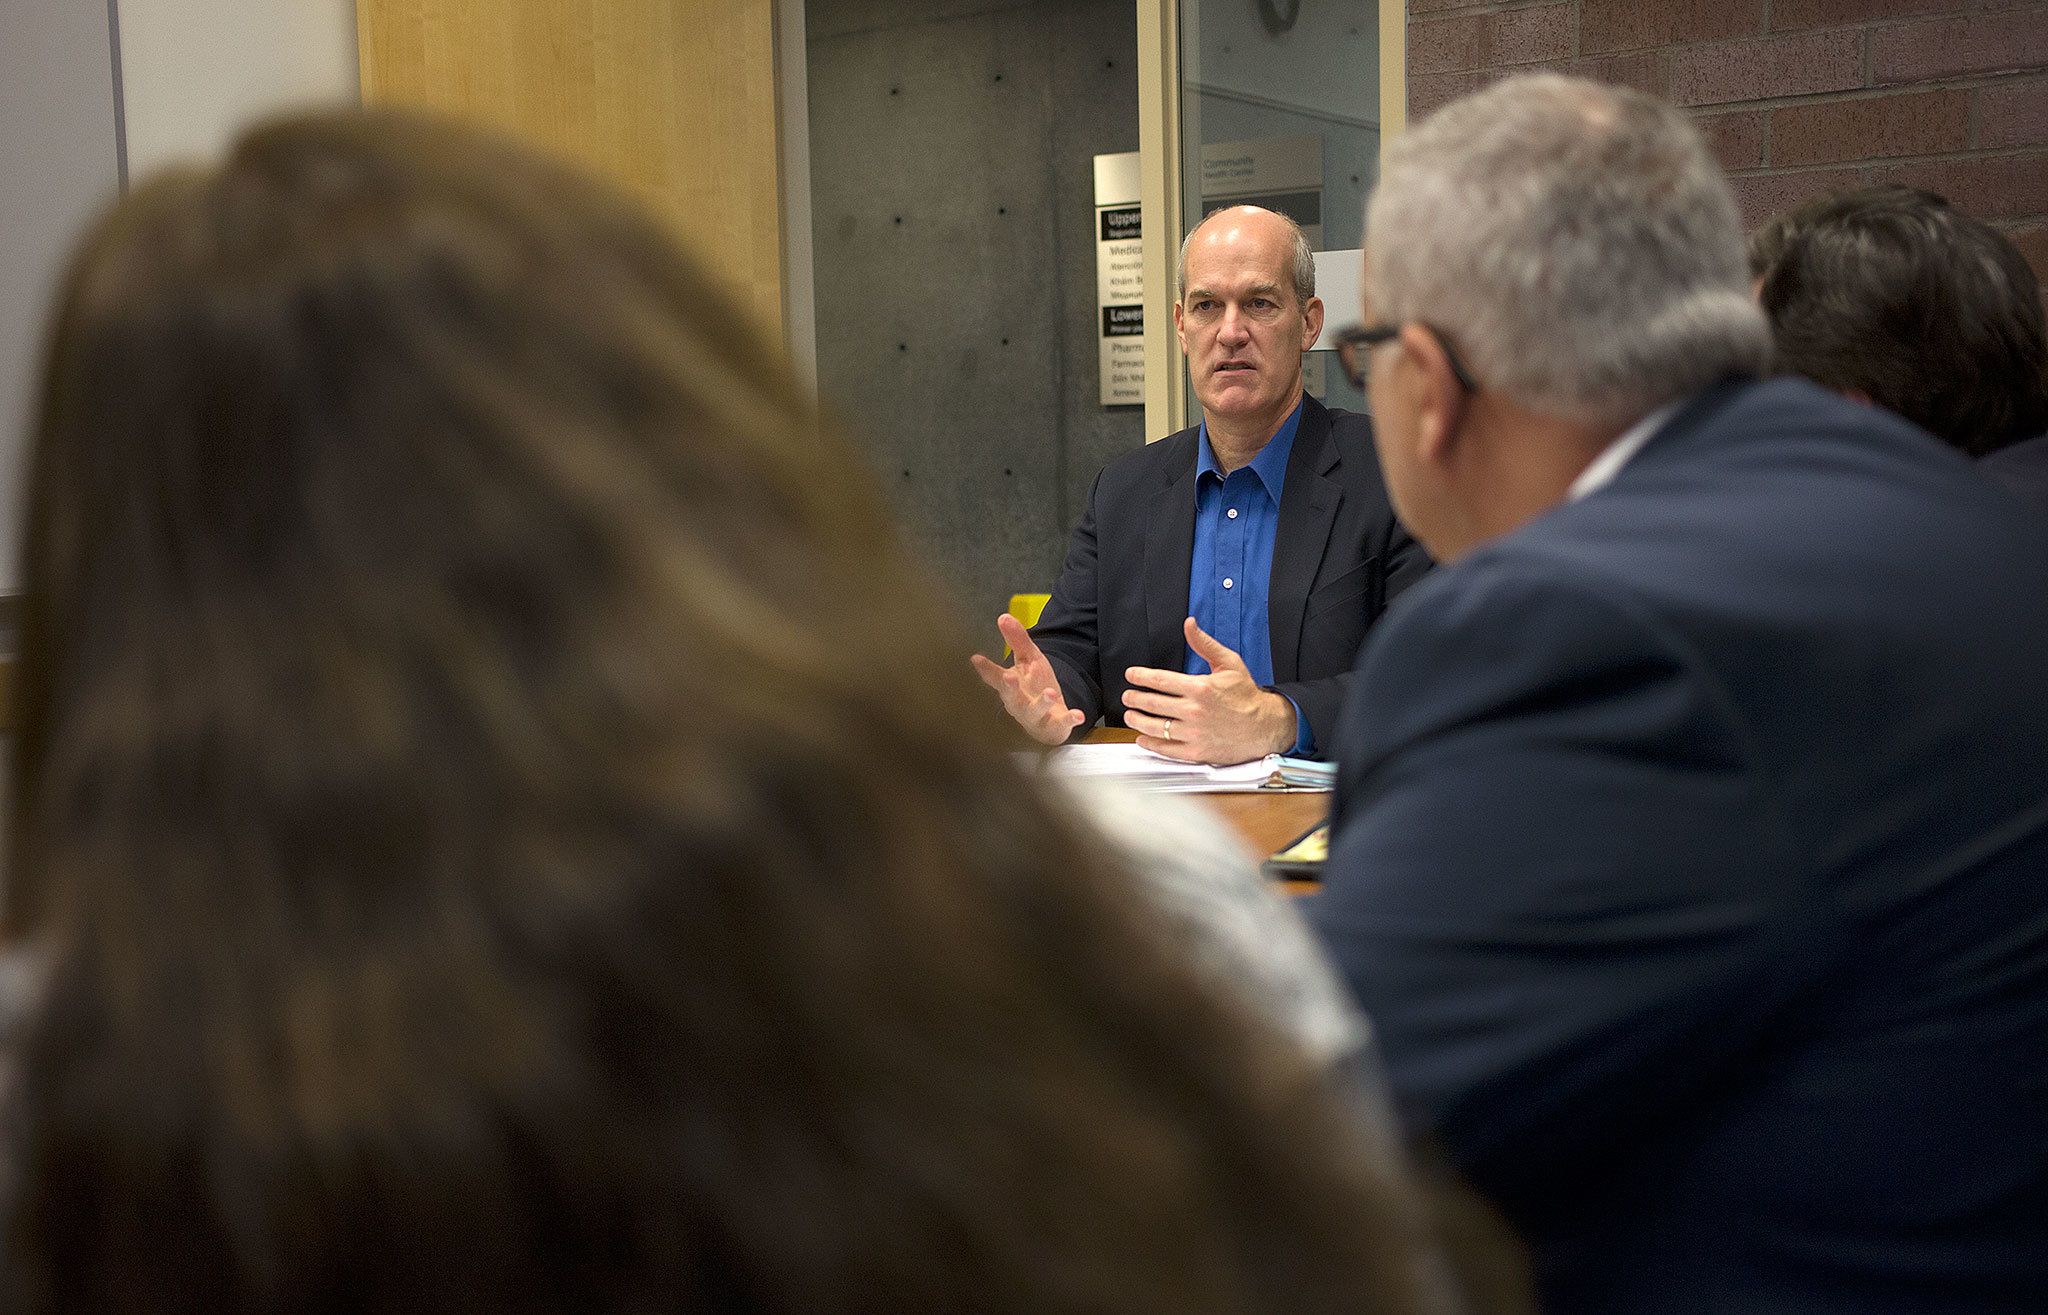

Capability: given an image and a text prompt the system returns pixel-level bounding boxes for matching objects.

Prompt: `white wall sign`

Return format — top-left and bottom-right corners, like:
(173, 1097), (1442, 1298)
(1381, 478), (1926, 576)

(1093, 151), (1144, 408)
(1095, 136), (1333, 412)
(1199, 134), (1323, 246)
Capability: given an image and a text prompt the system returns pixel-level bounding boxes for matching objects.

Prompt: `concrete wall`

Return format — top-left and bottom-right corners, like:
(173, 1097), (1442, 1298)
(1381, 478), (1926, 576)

(1406, 0), (2048, 278)
(807, 0), (1145, 631)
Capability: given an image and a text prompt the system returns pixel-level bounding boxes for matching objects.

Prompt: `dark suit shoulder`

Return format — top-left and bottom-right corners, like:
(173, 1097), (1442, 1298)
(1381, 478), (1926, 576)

(1982, 433), (2048, 513)
(1448, 377), (2048, 867)
(1518, 379), (2045, 594)
(1312, 405), (1394, 492)
(1320, 405), (1375, 447)
(1092, 399), (1378, 490)
(1347, 553), (1730, 776)
(1086, 425), (1200, 504)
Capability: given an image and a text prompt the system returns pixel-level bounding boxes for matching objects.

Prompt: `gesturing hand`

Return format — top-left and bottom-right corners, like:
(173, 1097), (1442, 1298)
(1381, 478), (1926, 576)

(971, 613), (1087, 745)
(1120, 617), (1298, 765)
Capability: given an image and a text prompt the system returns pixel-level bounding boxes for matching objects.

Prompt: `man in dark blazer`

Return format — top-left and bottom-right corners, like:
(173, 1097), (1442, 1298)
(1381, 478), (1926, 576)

(1314, 74), (2048, 1313)
(974, 206), (1424, 764)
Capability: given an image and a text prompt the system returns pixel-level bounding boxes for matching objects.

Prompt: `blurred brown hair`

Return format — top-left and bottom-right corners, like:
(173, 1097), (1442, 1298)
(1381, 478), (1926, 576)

(1, 109), (1454, 1313)
(1752, 185), (2048, 457)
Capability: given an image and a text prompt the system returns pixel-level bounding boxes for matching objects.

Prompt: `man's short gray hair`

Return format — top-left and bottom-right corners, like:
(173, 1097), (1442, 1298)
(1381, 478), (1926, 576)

(1366, 74), (1769, 427)
(1177, 206), (1317, 308)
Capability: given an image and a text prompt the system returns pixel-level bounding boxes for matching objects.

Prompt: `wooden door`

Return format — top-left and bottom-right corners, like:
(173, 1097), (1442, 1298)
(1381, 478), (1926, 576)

(357, 0), (787, 341)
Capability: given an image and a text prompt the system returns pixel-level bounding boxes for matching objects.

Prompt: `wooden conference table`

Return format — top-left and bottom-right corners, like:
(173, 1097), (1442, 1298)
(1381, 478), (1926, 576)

(1084, 729), (1328, 894)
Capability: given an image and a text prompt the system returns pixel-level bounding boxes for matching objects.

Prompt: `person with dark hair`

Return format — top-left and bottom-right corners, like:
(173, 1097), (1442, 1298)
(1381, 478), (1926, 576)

(1751, 185), (2048, 506)
(1744, 204), (1800, 293)
(0, 108), (1484, 1314)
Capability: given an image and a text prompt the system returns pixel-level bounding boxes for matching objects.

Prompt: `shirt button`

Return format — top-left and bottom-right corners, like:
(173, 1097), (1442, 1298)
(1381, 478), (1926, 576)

(1227, 508), (1239, 519)
(1223, 577), (1234, 589)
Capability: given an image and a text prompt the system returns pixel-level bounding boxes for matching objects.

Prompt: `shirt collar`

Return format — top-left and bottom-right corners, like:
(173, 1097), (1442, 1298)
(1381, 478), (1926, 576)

(1567, 400), (1681, 502)
(1197, 395), (1305, 502)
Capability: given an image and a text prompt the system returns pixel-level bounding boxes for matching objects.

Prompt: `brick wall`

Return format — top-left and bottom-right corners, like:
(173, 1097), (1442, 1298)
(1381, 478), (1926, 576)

(1406, 1), (2048, 281)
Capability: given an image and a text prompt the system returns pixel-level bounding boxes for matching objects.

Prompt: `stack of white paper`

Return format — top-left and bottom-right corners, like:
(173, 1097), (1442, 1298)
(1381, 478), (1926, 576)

(1037, 742), (1283, 793)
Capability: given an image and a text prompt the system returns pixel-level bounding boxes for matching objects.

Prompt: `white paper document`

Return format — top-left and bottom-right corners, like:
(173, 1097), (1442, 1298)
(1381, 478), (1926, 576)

(1033, 743), (1333, 793)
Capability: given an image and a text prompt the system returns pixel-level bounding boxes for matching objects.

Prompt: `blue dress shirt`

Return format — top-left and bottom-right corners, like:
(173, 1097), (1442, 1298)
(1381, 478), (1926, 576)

(1187, 398), (1313, 753)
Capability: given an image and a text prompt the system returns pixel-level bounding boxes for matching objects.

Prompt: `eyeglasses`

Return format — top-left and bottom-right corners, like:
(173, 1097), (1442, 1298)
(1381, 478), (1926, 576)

(1333, 323), (1479, 396)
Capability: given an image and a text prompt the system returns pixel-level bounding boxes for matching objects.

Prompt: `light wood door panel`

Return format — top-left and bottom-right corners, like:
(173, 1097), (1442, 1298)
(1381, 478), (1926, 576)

(356, 0), (785, 341)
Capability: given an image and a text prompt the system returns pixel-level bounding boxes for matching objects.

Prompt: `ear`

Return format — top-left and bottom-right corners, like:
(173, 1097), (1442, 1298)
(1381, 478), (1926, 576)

(1300, 296), (1325, 351)
(1399, 322), (1472, 472)
(1173, 299), (1188, 356)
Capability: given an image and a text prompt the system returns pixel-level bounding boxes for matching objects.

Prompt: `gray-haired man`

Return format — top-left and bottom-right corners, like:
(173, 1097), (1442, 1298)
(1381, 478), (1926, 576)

(1310, 73), (2048, 1313)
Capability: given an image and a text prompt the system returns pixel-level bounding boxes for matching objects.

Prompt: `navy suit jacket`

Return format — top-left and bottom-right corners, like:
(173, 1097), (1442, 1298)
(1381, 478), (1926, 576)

(1982, 432), (2048, 513)
(1310, 379), (2048, 1313)
(1030, 395), (1426, 755)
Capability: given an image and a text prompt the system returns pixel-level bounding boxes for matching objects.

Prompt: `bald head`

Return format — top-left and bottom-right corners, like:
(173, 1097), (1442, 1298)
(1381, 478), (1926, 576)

(1177, 206), (1316, 308)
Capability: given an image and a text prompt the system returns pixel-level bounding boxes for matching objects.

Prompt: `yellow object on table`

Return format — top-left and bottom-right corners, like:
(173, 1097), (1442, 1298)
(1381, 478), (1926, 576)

(1003, 593), (1050, 657)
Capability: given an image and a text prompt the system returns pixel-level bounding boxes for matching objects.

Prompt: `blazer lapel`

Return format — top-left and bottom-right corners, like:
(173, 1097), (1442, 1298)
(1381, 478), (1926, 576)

(1144, 442), (1199, 668)
(1268, 398), (1342, 683)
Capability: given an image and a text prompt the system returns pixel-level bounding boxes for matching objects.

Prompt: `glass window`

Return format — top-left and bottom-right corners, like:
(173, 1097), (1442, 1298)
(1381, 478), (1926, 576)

(1178, 0), (1378, 417)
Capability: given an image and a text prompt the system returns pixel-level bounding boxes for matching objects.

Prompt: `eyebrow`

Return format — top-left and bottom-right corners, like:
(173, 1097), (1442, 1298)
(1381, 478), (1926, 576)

(1185, 282), (1284, 301)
